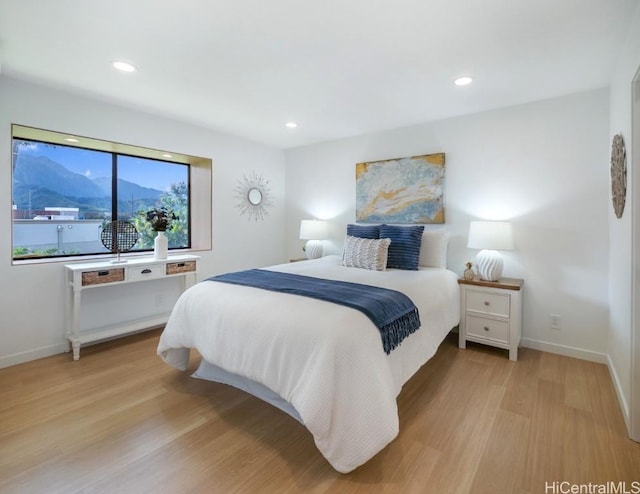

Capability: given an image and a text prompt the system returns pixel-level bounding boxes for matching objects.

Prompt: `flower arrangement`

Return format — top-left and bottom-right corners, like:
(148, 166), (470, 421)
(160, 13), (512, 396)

(145, 207), (178, 232)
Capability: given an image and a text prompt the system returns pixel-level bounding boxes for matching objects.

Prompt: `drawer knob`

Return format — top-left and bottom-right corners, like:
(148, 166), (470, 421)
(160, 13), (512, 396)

(484, 326), (490, 331)
(484, 301), (490, 306)
(141, 268), (152, 274)
(98, 271), (109, 276)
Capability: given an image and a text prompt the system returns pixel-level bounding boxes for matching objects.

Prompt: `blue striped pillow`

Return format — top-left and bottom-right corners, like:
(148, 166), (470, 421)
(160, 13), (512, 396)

(346, 224), (380, 239)
(379, 224), (425, 270)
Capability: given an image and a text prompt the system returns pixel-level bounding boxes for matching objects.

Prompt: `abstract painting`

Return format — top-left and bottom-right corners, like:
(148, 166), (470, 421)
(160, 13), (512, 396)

(356, 153), (445, 224)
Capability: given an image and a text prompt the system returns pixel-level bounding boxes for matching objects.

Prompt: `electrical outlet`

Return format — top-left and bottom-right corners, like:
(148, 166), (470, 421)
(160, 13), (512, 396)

(155, 293), (165, 306)
(550, 314), (561, 330)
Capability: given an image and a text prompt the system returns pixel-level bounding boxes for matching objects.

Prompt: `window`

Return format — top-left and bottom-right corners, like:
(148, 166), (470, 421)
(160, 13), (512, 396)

(11, 125), (212, 262)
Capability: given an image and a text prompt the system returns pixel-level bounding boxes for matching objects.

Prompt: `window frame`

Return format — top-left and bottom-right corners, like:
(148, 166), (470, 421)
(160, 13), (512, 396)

(11, 124), (212, 265)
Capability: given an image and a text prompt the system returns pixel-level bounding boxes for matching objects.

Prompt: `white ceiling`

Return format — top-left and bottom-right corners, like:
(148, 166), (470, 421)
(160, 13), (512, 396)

(0, 0), (638, 149)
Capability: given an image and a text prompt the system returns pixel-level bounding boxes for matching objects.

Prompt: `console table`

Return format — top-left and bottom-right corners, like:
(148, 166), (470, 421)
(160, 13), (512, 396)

(65, 254), (199, 360)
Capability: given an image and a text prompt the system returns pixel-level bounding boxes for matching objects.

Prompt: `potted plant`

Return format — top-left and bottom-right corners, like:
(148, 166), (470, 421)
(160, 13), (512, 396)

(145, 207), (178, 259)
(145, 207), (178, 232)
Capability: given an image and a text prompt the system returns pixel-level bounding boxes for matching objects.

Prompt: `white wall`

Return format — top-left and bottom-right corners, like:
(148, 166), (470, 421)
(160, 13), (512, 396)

(609, 2), (640, 435)
(0, 75), (287, 368)
(285, 89), (610, 359)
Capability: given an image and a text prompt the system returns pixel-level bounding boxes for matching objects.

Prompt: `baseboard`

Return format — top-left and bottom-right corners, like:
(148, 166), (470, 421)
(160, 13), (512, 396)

(520, 338), (608, 364)
(0, 343), (68, 369)
(521, 337), (631, 432)
(607, 354), (631, 432)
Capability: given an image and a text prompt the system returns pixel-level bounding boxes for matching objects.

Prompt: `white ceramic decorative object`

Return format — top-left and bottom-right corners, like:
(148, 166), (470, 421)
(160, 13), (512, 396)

(154, 231), (168, 260)
(305, 239), (323, 259)
(475, 249), (503, 281)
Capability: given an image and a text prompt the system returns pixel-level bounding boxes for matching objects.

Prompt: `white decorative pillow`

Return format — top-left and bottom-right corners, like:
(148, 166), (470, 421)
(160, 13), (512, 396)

(419, 229), (449, 268)
(341, 235), (391, 271)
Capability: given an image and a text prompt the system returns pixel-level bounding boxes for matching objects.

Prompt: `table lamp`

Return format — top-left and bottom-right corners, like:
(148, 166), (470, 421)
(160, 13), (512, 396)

(299, 219), (328, 259)
(467, 221), (514, 281)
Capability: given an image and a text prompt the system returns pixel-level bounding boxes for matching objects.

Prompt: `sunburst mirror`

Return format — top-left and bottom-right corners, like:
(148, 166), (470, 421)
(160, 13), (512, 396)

(235, 171), (273, 222)
(610, 133), (627, 219)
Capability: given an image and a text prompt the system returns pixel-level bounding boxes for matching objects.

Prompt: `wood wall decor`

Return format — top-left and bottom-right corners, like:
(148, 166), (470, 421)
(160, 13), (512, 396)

(610, 134), (627, 219)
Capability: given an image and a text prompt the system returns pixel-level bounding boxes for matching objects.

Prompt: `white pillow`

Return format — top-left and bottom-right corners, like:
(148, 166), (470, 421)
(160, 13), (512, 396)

(418, 229), (449, 268)
(341, 235), (391, 271)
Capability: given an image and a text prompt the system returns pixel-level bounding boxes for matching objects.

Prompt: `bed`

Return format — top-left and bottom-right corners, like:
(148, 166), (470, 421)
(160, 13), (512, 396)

(157, 227), (460, 473)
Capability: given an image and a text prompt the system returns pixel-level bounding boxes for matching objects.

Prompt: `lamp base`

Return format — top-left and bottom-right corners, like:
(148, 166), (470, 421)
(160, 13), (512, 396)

(475, 249), (503, 281)
(305, 240), (323, 259)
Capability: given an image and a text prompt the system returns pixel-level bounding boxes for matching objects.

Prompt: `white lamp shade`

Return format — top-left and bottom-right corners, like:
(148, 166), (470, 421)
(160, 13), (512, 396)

(467, 221), (514, 251)
(467, 221), (514, 281)
(299, 220), (328, 240)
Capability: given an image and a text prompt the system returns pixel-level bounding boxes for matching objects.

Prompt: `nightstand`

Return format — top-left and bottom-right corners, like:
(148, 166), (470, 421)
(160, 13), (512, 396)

(458, 277), (524, 361)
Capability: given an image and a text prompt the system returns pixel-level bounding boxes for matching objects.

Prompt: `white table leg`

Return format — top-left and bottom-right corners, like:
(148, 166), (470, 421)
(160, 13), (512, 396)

(72, 340), (81, 361)
(71, 288), (82, 360)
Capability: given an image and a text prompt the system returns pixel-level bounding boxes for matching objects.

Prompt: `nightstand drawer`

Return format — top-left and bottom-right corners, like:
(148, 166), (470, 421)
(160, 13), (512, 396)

(467, 290), (510, 317)
(466, 315), (510, 344)
(127, 264), (164, 282)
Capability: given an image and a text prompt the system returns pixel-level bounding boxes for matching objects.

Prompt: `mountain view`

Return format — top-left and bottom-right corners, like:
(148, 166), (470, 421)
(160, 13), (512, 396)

(13, 155), (163, 218)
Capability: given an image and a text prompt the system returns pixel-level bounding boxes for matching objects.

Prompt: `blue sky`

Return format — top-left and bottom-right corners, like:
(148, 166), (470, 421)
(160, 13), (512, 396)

(17, 140), (187, 191)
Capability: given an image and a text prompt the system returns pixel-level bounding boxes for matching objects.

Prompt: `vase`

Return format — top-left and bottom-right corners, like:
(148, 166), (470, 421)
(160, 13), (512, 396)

(154, 231), (168, 260)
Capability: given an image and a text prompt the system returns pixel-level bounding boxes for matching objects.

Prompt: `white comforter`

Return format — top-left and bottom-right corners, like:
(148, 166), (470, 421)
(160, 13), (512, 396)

(157, 255), (459, 473)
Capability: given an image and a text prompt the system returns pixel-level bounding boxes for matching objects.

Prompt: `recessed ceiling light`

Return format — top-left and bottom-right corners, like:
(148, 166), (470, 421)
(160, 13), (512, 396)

(454, 76), (473, 86)
(112, 61), (137, 73)
(64, 138), (79, 143)
(162, 153), (173, 158)
(285, 122), (297, 129)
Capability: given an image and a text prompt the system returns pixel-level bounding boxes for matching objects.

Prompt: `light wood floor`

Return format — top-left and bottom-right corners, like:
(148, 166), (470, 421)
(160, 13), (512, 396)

(1, 330), (638, 494)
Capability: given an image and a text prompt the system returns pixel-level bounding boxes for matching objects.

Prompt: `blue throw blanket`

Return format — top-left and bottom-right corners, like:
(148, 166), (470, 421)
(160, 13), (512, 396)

(207, 269), (421, 354)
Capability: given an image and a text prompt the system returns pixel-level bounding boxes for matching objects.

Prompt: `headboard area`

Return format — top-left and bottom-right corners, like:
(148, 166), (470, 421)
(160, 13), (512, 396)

(418, 228), (449, 268)
(344, 224), (449, 270)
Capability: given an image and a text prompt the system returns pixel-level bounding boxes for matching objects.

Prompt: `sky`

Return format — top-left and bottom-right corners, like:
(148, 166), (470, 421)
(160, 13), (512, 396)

(16, 140), (187, 191)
